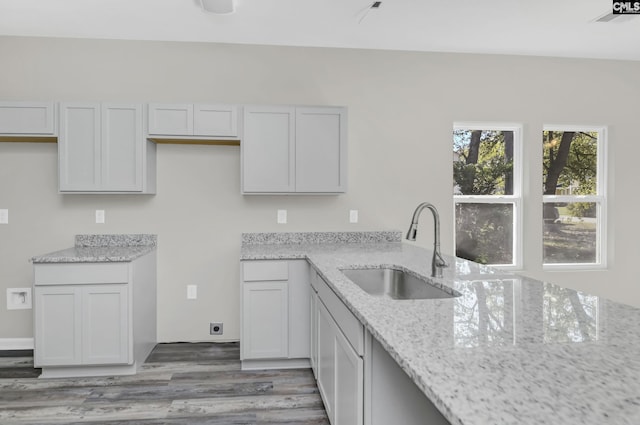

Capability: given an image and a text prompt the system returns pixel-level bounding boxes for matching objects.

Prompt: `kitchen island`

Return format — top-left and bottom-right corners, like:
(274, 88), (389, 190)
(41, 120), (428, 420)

(241, 231), (640, 425)
(32, 234), (157, 378)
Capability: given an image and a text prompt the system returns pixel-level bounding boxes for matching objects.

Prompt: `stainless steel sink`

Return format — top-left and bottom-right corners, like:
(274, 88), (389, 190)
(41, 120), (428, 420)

(341, 267), (460, 300)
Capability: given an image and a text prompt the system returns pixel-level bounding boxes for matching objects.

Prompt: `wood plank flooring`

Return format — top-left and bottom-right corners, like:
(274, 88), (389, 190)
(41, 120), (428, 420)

(0, 342), (329, 424)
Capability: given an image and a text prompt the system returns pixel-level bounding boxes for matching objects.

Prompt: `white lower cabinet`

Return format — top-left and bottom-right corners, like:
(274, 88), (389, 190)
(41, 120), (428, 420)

(33, 285), (82, 366)
(309, 289), (319, 378)
(243, 261), (450, 425)
(240, 260), (310, 369)
(313, 269), (364, 425)
(317, 301), (336, 420)
(81, 285), (129, 365)
(242, 281), (288, 359)
(35, 284), (128, 366)
(33, 252), (157, 378)
(309, 266), (448, 425)
(334, 325), (364, 425)
(317, 301), (364, 425)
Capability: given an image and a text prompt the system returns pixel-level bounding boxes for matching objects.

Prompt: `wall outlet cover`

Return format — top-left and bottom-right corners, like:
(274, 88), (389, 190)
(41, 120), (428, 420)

(187, 284), (197, 300)
(95, 209), (105, 224)
(210, 322), (224, 335)
(277, 209), (287, 224)
(6, 288), (32, 310)
(349, 209), (359, 223)
(0, 209), (8, 224)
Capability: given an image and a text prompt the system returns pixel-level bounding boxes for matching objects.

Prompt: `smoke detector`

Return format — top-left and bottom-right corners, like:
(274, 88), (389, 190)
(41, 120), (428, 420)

(200, 0), (235, 14)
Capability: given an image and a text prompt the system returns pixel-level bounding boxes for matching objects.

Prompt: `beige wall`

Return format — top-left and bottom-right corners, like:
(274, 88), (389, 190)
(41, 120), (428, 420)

(1, 36), (639, 342)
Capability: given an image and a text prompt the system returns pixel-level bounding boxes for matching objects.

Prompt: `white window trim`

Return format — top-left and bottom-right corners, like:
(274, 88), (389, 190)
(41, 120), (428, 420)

(453, 123), (523, 270)
(542, 125), (607, 271)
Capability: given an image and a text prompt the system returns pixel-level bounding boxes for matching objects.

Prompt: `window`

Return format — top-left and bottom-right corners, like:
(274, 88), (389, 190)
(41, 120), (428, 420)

(453, 124), (522, 268)
(542, 126), (606, 269)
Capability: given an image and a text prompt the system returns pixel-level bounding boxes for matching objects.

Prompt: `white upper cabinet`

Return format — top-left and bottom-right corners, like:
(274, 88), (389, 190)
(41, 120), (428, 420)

(242, 106), (296, 193)
(148, 103), (193, 136)
(241, 105), (347, 194)
(59, 102), (156, 193)
(295, 107), (347, 193)
(194, 104), (239, 137)
(148, 103), (239, 137)
(0, 101), (56, 135)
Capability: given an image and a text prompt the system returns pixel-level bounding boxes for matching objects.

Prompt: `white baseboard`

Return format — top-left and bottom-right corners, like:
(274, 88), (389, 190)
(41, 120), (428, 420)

(0, 338), (34, 350)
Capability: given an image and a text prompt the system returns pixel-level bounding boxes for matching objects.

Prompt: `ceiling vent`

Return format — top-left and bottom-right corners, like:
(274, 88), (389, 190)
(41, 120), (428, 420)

(200, 0), (235, 15)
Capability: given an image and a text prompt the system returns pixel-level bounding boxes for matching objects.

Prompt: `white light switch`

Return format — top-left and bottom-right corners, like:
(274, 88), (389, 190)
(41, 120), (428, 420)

(187, 285), (198, 300)
(277, 209), (287, 224)
(349, 210), (359, 223)
(95, 210), (105, 224)
(0, 209), (8, 224)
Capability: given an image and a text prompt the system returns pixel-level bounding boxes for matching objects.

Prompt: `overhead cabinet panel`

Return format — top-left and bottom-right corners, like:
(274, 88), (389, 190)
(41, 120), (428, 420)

(0, 101), (56, 135)
(241, 105), (347, 194)
(148, 103), (193, 136)
(295, 107), (347, 193)
(148, 103), (239, 137)
(242, 106), (296, 193)
(194, 104), (239, 137)
(102, 105), (144, 191)
(59, 103), (101, 191)
(59, 102), (155, 193)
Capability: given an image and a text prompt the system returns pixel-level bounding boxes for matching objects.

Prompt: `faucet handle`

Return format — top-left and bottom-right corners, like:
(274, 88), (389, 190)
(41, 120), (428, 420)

(435, 252), (448, 268)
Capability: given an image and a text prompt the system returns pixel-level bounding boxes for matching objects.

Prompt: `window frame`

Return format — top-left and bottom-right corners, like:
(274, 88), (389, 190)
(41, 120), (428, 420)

(542, 125), (607, 270)
(453, 122), (523, 270)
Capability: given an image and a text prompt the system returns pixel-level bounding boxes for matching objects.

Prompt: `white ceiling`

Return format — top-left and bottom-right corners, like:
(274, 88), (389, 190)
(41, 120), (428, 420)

(1, 0), (639, 61)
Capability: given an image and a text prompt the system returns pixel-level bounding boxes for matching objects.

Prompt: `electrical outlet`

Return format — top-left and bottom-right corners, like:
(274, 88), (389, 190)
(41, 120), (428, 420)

(210, 322), (224, 335)
(277, 209), (287, 224)
(187, 285), (197, 300)
(349, 210), (359, 223)
(95, 210), (105, 224)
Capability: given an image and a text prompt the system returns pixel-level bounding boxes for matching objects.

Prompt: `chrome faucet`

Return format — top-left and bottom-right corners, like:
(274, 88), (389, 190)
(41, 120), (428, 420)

(406, 202), (448, 278)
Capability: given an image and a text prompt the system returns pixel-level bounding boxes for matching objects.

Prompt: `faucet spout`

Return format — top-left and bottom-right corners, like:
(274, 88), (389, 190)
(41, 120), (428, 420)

(406, 202), (448, 278)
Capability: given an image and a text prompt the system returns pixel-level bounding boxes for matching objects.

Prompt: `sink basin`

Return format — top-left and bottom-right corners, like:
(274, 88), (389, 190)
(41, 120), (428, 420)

(341, 267), (460, 300)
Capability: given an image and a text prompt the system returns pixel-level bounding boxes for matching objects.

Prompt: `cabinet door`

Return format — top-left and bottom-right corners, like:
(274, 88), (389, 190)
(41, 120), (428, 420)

(288, 260), (310, 359)
(310, 290), (318, 378)
(34, 286), (82, 366)
(295, 107), (347, 193)
(148, 103), (194, 135)
(194, 104), (238, 137)
(82, 285), (130, 365)
(242, 281), (289, 359)
(242, 106), (295, 193)
(334, 327), (364, 425)
(102, 104), (143, 191)
(317, 301), (336, 422)
(0, 101), (55, 134)
(59, 102), (101, 191)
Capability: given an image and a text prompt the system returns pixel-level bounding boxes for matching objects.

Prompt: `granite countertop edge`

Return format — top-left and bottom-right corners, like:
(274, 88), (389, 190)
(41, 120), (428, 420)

(32, 234), (157, 263)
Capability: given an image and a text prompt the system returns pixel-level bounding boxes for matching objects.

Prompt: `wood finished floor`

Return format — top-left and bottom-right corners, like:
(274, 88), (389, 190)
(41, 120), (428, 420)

(0, 342), (329, 424)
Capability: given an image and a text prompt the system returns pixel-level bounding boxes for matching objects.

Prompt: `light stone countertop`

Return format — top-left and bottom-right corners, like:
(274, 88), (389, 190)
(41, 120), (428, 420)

(241, 238), (640, 425)
(32, 234), (157, 263)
